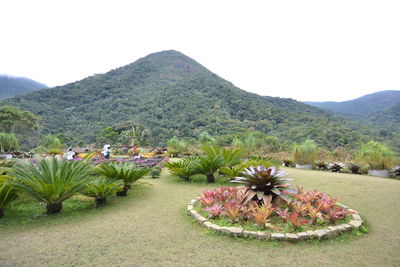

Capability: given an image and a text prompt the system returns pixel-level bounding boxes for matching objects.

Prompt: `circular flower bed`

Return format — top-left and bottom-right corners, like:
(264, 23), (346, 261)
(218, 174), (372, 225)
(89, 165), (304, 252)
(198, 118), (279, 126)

(187, 166), (363, 241)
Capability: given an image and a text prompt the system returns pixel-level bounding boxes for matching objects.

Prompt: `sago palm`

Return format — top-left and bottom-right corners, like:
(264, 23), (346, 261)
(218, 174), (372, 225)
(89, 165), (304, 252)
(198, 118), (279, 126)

(0, 175), (18, 218)
(193, 153), (225, 183)
(96, 162), (149, 196)
(7, 158), (91, 214)
(83, 177), (124, 204)
(165, 157), (197, 181)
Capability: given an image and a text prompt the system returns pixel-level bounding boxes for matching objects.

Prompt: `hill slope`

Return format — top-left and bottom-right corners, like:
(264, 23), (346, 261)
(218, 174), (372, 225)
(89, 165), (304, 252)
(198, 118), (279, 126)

(306, 90), (400, 119)
(0, 75), (47, 99)
(0, 50), (382, 148)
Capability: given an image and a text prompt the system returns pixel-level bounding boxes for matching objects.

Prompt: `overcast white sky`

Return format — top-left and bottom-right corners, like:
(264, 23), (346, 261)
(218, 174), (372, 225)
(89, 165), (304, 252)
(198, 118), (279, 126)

(1, 0), (400, 102)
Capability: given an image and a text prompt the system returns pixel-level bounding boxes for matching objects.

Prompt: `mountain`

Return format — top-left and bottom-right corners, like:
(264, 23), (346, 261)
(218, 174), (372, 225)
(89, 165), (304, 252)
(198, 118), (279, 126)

(0, 50), (385, 149)
(0, 75), (47, 99)
(306, 90), (400, 120)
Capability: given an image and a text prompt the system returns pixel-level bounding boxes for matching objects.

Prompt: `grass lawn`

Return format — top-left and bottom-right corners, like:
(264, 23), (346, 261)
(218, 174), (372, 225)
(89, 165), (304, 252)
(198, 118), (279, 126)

(0, 168), (399, 266)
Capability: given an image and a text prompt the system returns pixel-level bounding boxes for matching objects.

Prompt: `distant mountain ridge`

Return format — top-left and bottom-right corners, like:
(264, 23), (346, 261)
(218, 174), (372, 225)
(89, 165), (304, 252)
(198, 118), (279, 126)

(305, 90), (400, 119)
(0, 50), (388, 149)
(0, 75), (47, 99)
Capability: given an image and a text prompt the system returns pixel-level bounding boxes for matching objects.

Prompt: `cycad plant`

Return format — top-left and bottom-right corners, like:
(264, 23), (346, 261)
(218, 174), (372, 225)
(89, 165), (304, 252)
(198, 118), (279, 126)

(0, 175), (18, 218)
(193, 147), (225, 183)
(7, 158), (91, 214)
(231, 165), (296, 205)
(83, 177), (124, 204)
(165, 157), (197, 181)
(292, 139), (318, 165)
(358, 141), (396, 170)
(96, 162), (149, 196)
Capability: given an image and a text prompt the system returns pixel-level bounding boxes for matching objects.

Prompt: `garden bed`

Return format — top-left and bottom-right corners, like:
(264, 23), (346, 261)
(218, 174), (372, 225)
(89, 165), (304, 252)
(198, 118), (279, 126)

(187, 190), (364, 242)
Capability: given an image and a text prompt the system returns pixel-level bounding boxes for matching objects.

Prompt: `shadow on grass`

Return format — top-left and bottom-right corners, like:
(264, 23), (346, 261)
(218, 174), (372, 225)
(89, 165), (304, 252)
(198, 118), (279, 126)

(0, 182), (153, 228)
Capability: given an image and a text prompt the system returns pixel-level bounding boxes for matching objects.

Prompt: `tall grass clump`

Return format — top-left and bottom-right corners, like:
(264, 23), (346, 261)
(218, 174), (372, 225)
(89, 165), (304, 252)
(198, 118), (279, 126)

(358, 141), (396, 170)
(292, 139), (318, 165)
(0, 133), (19, 153)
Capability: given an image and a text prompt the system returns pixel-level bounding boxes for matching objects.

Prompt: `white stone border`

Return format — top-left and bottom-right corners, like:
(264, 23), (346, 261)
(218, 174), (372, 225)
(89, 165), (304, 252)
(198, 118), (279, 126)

(187, 198), (363, 242)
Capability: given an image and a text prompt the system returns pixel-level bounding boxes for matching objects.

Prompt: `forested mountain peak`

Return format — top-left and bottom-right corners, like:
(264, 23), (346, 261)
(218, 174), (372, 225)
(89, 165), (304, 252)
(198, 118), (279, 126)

(0, 50), (388, 149)
(305, 90), (400, 119)
(0, 75), (47, 100)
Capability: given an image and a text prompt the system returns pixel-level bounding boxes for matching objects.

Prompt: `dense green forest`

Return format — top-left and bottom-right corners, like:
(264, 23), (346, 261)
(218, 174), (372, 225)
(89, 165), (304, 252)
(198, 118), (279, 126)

(0, 50), (396, 151)
(0, 75), (47, 100)
(306, 90), (400, 120)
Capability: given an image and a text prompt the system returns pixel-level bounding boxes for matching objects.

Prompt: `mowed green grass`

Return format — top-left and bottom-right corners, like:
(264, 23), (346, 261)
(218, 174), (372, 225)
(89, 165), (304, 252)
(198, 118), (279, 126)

(0, 168), (399, 267)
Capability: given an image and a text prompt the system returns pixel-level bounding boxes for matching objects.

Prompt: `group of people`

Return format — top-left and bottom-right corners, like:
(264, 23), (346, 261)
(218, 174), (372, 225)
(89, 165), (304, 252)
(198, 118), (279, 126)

(64, 143), (139, 160)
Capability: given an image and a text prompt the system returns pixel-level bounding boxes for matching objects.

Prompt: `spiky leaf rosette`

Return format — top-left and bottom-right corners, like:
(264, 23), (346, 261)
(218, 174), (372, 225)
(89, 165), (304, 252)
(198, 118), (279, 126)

(231, 165), (295, 205)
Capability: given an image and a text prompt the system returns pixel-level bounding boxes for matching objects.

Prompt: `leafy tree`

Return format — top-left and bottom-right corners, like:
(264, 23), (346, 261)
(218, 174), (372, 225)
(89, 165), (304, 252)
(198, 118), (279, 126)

(97, 127), (119, 144)
(0, 105), (39, 134)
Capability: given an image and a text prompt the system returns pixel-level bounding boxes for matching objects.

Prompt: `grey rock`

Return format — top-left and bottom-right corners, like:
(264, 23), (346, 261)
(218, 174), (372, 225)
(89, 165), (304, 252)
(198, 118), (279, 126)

(243, 231), (258, 239)
(349, 220), (362, 229)
(285, 233), (299, 241)
(271, 233), (285, 240)
(314, 229), (328, 239)
(306, 230), (318, 239)
(257, 231), (271, 240)
(297, 232), (310, 240)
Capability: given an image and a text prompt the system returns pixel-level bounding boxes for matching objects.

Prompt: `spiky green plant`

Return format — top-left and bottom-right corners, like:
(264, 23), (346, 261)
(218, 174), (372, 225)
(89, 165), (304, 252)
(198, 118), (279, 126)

(193, 153), (225, 183)
(7, 158), (91, 214)
(202, 146), (243, 167)
(83, 177), (124, 204)
(231, 165), (296, 205)
(292, 139), (318, 165)
(358, 141), (396, 170)
(96, 162), (149, 196)
(0, 175), (17, 218)
(165, 157), (197, 181)
(0, 133), (19, 153)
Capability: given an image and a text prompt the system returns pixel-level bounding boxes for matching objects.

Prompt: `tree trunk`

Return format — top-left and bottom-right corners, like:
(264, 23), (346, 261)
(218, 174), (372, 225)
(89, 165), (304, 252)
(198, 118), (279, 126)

(206, 173), (215, 183)
(0, 207), (4, 218)
(46, 202), (63, 214)
(116, 185), (129, 196)
(95, 197), (107, 205)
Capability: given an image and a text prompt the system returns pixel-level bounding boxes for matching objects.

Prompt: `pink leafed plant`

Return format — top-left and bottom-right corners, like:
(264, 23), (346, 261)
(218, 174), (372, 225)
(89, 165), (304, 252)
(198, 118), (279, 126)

(204, 204), (223, 218)
(222, 200), (242, 222)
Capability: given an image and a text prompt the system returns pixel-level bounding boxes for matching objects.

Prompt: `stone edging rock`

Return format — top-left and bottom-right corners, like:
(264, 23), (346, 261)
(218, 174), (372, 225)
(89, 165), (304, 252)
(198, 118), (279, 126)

(187, 198), (363, 241)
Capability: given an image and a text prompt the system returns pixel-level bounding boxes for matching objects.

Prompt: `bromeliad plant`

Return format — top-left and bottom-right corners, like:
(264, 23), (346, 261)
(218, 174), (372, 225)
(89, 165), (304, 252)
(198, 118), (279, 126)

(196, 184), (354, 232)
(328, 162), (346, 173)
(231, 165), (296, 205)
(7, 158), (92, 214)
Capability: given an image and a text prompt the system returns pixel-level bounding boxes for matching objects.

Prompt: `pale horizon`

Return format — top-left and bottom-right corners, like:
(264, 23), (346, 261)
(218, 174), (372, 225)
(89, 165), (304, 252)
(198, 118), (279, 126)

(1, 0), (400, 102)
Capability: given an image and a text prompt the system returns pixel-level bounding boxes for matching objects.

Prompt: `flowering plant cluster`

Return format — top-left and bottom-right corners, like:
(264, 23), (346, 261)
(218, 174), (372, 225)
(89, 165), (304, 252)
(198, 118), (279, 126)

(198, 186), (353, 231)
(327, 162), (346, 173)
